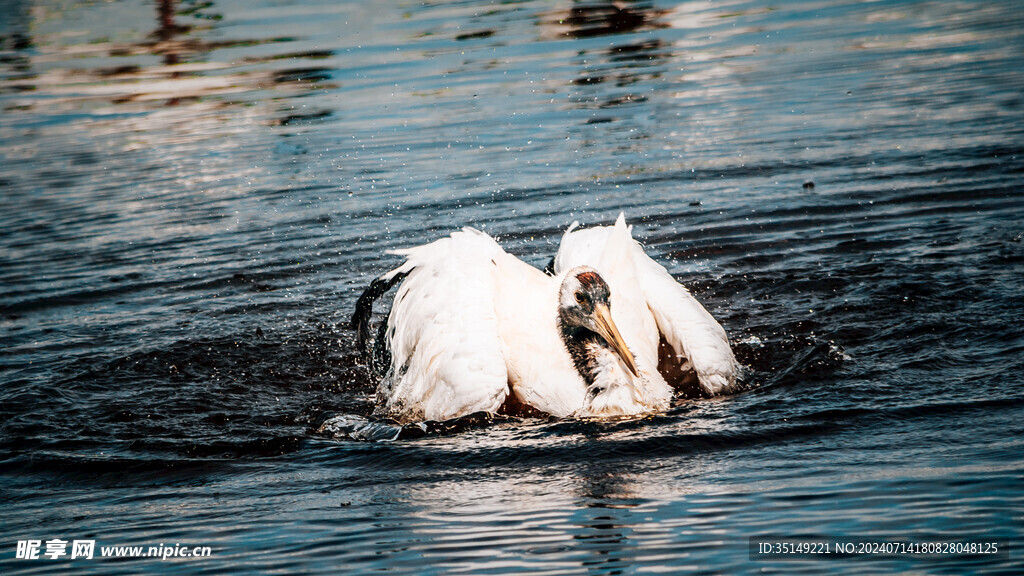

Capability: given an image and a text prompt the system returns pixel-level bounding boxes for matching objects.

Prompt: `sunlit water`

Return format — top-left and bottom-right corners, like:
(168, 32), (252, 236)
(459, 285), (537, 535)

(2, 0), (1023, 573)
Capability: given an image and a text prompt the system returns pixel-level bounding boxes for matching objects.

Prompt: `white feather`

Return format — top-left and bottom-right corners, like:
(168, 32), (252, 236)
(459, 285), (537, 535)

(376, 229), (510, 421)
(555, 213), (738, 396)
(489, 249), (586, 417)
(375, 228), (585, 421)
(372, 214), (737, 423)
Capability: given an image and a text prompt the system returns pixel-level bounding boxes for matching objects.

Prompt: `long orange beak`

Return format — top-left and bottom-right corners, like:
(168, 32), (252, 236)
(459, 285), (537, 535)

(593, 303), (639, 377)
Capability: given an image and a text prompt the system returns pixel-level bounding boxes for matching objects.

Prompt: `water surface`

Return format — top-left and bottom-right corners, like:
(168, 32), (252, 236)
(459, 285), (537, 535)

(2, 0), (1023, 573)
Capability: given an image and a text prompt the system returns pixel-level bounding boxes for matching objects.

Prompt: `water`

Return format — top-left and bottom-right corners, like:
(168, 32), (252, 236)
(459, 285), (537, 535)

(2, 0), (1022, 573)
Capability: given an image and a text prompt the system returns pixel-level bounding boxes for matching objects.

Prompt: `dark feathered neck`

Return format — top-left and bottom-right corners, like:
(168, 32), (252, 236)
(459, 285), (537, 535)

(558, 312), (603, 388)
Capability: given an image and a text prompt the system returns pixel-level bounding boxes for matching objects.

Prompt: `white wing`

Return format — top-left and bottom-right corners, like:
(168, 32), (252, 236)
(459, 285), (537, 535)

(377, 228), (511, 422)
(555, 213), (738, 396)
(491, 261), (587, 417)
(377, 228), (587, 422)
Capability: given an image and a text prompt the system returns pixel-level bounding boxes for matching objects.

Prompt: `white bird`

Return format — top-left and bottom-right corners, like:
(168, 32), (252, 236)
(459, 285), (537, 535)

(351, 213), (737, 423)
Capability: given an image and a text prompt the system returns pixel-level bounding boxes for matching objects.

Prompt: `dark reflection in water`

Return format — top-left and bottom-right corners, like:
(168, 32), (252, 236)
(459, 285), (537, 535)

(1, 0), (1023, 574)
(543, 1), (668, 38)
(571, 469), (639, 576)
(153, 0), (191, 69)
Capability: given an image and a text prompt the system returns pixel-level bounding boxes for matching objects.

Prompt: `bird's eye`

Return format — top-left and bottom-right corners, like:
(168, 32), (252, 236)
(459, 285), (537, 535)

(574, 292), (586, 304)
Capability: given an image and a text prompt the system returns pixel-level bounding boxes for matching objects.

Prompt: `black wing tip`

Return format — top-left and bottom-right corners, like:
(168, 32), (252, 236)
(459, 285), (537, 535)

(351, 271), (408, 363)
(543, 256), (556, 276)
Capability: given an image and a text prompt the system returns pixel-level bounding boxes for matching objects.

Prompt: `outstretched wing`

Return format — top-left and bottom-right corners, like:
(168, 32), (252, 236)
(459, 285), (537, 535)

(373, 228), (512, 422)
(555, 213), (738, 396)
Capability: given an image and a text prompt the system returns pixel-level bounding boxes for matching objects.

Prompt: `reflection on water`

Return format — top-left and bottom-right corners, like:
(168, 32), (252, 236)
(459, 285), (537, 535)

(540, 2), (668, 39)
(1, 0), (1023, 574)
(0, 0), (340, 128)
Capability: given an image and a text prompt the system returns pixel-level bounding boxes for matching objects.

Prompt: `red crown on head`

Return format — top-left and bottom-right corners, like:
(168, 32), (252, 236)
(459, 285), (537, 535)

(575, 271), (602, 289)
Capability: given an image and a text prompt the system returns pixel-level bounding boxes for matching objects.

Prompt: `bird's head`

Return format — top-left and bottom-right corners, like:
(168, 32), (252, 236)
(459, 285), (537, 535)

(558, 267), (639, 378)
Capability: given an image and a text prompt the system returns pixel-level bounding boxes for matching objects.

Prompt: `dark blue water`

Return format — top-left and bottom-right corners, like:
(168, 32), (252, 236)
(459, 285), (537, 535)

(2, 0), (1022, 573)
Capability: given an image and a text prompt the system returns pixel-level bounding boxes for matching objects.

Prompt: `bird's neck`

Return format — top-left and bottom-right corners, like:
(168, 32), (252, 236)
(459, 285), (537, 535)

(558, 321), (604, 388)
(558, 313), (634, 394)
(559, 313), (651, 416)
